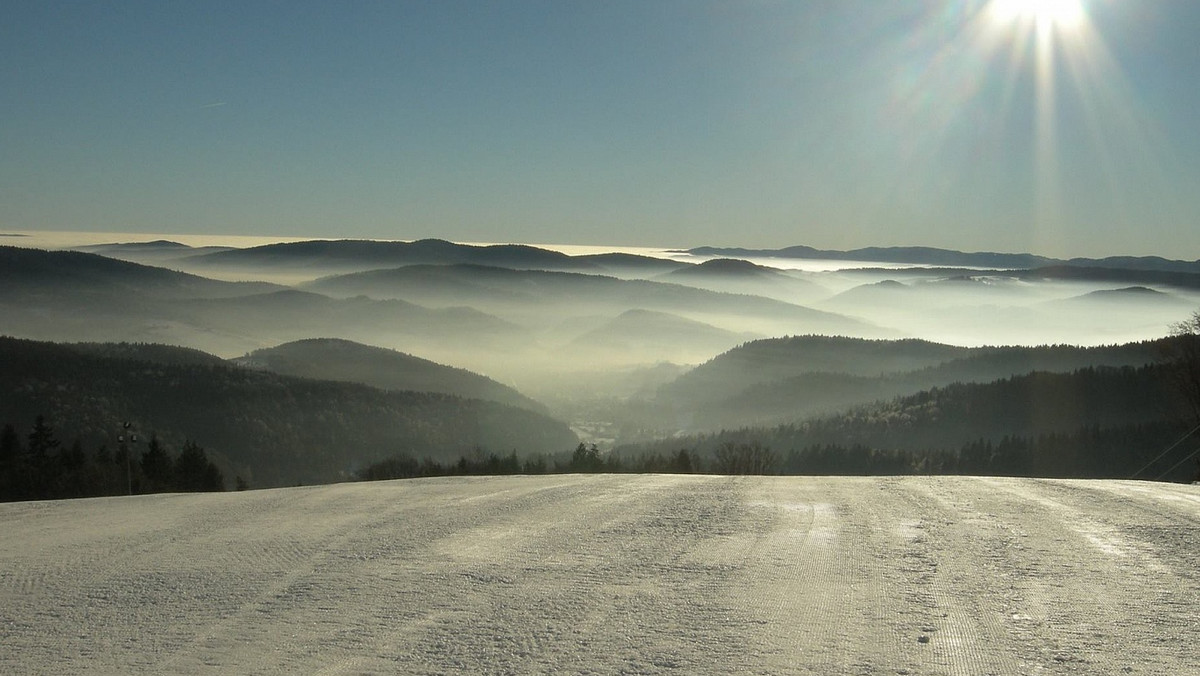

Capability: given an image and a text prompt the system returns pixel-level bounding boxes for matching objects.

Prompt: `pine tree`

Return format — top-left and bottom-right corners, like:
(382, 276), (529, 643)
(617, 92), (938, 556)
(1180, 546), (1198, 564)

(0, 423), (21, 501)
(140, 434), (174, 492)
(175, 441), (224, 492)
(24, 416), (60, 499)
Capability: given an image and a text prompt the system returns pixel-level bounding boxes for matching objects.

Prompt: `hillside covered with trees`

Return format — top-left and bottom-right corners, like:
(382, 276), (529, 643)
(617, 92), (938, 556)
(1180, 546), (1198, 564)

(0, 337), (578, 488)
(234, 338), (549, 414)
(618, 363), (1197, 481)
(0, 415), (225, 501)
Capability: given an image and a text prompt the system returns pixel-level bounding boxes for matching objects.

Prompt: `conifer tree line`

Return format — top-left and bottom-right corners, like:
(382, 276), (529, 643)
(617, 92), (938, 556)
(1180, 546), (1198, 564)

(0, 415), (226, 502)
(359, 420), (1200, 484)
(356, 443), (698, 481)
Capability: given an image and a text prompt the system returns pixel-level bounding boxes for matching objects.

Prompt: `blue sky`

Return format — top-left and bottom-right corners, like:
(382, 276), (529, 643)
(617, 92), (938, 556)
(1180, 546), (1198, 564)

(3, 0), (1199, 257)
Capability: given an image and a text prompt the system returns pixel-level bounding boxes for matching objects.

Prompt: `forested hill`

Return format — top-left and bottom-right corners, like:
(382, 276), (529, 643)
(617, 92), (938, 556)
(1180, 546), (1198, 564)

(654, 336), (1165, 429)
(0, 245), (277, 298)
(621, 364), (1191, 480)
(235, 338), (549, 414)
(0, 337), (579, 487)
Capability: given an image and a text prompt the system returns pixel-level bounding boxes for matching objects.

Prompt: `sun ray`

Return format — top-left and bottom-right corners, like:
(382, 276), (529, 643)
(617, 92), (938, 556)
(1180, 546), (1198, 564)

(990, 0), (1085, 31)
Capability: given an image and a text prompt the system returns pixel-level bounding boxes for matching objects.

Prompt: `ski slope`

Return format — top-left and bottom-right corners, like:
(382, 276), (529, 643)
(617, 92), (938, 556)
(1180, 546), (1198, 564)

(2, 475), (1197, 674)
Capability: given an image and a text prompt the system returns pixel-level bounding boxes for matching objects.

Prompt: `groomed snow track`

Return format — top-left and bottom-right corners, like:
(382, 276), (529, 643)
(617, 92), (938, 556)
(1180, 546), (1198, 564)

(2, 475), (1197, 674)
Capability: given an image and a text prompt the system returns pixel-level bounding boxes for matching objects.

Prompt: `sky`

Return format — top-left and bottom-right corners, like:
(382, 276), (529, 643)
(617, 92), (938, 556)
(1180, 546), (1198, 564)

(3, 0), (1200, 258)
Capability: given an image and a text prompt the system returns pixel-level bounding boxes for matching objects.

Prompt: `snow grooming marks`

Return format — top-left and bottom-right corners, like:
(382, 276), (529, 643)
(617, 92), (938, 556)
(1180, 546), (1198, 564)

(2, 475), (1199, 674)
(979, 477), (1167, 568)
(924, 477), (1195, 673)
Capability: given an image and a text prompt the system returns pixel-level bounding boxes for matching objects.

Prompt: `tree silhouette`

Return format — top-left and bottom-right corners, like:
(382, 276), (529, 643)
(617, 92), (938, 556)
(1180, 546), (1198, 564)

(140, 434), (174, 492)
(0, 423), (21, 500)
(24, 416), (60, 498)
(1160, 310), (1200, 425)
(713, 442), (777, 475)
(569, 443), (603, 472)
(175, 440), (224, 492)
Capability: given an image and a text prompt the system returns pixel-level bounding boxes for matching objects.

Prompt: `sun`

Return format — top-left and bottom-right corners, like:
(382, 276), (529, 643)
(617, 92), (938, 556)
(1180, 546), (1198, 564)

(989, 0), (1086, 31)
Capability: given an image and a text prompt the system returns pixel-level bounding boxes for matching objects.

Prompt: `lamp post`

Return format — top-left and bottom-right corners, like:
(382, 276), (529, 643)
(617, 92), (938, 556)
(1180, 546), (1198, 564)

(118, 421), (138, 495)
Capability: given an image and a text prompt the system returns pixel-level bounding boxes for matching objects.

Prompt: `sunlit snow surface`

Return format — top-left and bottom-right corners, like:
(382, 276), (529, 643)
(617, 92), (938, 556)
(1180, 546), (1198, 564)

(2, 475), (1197, 674)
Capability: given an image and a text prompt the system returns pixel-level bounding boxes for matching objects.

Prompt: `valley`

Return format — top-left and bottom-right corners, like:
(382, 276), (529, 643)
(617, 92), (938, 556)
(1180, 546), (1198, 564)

(3, 237), (1200, 488)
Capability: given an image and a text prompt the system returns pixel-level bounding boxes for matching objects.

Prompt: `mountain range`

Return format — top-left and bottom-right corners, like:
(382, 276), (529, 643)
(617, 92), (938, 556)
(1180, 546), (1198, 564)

(685, 244), (1200, 274)
(3, 236), (1196, 479)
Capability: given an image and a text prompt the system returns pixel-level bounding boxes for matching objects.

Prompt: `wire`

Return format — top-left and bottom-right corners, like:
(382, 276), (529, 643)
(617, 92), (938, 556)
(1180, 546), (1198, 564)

(1153, 444), (1200, 482)
(1130, 421), (1200, 480)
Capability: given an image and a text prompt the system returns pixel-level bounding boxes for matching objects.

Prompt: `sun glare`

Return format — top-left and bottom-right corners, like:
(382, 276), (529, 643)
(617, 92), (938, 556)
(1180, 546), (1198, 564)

(878, 0), (1160, 253)
(990, 0), (1085, 31)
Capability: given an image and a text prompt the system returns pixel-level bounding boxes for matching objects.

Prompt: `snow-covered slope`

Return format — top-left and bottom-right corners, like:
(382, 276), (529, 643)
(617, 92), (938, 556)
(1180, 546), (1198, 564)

(2, 475), (1196, 674)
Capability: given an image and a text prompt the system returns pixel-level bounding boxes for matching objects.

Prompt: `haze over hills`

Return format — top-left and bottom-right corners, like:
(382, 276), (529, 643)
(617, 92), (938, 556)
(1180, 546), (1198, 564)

(572, 252), (690, 277)
(185, 238), (605, 276)
(0, 245), (279, 299)
(0, 247), (538, 367)
(73, 240), (237, 265)
(235, 338), (548, 415)
(303, 263), (883, 343)
(655, 258), (830, 303)
(685, 244), (1059, 268)
(649, 336), (1166, 432)
(4, 235), (1198, 469)
(622, 364), (1193, 481)
(562, 309), (756, 365)
(0, 337), (577, 487)
(686, 244), (1200, 274)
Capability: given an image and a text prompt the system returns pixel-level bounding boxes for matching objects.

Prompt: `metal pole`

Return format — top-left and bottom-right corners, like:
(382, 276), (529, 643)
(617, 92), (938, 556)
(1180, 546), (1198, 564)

(121, 422), (136, 495)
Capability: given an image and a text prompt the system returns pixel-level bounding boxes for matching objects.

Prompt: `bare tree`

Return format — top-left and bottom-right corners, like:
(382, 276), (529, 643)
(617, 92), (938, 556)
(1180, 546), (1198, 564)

(1160, 310), (1200, 425)
(713, 442), (778, 475)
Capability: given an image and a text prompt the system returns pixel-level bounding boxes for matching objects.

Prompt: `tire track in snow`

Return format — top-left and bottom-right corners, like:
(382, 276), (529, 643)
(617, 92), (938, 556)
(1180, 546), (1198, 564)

(151, 475), (607, 674)
(377, 475), (773, 675)
(920, 477), (1197, 674)
(2, 476), (1198, 674)
(731, 478), (859, 674)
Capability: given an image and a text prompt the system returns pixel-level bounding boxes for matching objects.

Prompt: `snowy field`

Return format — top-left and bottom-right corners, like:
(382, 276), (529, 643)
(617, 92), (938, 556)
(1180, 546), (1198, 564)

(2, 475), (1197, 675)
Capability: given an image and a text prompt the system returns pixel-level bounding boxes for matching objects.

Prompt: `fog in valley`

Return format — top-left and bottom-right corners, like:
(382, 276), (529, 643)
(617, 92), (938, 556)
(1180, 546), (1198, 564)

(10, 0), (1200, 670)
(3, 236), (1200, 488)
(5, 239), (1200, 675)
(14, 237), (1200, 391)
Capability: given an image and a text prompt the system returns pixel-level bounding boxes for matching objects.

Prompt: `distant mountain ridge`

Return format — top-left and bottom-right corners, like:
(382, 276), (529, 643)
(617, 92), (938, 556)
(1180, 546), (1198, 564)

(304, 263), (884, 340)
(685, 245), (1200, 274)
(0, 245), (278, 298)
(73, 240), (236, 264)
(188, 238), (603, 272)
(235, 338), (548, 414)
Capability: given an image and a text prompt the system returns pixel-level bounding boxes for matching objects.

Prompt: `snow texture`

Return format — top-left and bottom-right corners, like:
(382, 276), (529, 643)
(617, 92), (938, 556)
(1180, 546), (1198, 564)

(2, 475), (1198, 674)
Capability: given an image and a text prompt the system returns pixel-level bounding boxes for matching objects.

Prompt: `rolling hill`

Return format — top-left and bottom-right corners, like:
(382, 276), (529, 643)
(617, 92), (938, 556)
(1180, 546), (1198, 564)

(0, 248), (533, 362)
(562, 309), (755, 364)
(626, 364), (1190, 480)
(235, 338), (547, 414)
(0, 245), (278, 299)
(651, 336), (1166, 431)
(656, 258), (829, 303)
(0, 337), (579, 487)
(185, 238), (603, 274)
(687, 244), (1200, 274)
(304, 263), (884, 340)
(658, 336), (972, 406)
